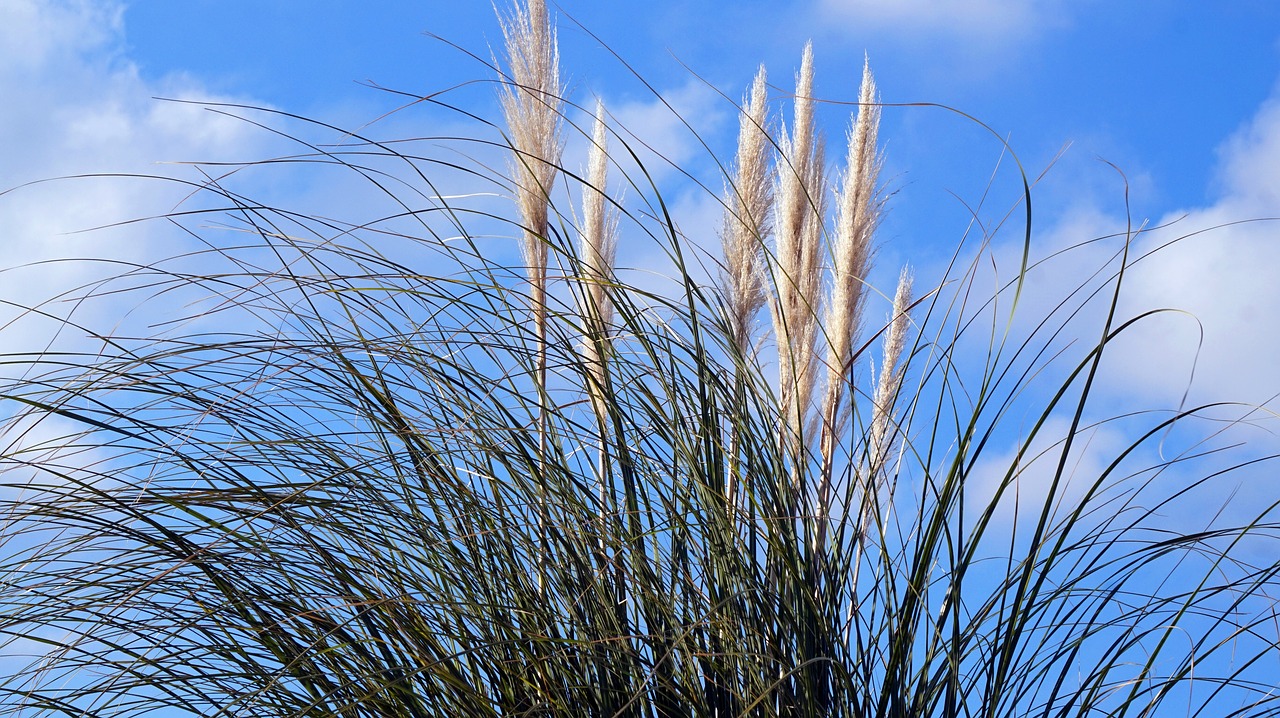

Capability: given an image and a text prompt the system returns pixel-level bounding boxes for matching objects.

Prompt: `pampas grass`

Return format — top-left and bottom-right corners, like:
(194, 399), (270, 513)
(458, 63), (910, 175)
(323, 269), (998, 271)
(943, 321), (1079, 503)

(1, 1), (1279, 716)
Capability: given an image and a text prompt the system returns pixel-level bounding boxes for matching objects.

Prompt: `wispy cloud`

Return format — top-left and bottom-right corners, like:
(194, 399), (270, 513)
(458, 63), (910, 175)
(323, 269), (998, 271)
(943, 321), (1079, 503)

(604, 80), (729, 188)
(584, 81), (730, 295)
(815, 0), (1074, 49)
(965, 416), (1132, 529)
(958, 80), (1280, 422)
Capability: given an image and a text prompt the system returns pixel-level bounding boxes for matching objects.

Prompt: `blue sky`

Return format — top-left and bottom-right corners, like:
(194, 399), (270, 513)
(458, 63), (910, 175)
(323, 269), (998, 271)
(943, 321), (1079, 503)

(3, 0), (1280, 527)
(110, 0), (1280, 212)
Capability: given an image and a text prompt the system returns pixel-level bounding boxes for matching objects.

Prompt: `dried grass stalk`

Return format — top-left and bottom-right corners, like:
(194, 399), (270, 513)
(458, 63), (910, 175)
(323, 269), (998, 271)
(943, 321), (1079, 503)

(868, 266), (912, 480)
(817, 56), (882, 539)
(854, 265), (913, 543)
(577, 101), (619, 571)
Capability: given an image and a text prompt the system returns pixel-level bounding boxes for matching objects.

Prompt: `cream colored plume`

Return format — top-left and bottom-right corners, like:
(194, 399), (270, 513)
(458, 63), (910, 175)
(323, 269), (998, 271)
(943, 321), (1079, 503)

(720, 65), (773, 356)
(500, 0), (564, 294)
(769, 43), (826, 460)
(578, 101), (618, 426)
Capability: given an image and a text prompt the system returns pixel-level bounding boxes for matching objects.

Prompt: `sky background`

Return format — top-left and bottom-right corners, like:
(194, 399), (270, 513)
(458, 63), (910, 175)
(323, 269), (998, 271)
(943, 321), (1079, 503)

(3, 0), (1280, 531)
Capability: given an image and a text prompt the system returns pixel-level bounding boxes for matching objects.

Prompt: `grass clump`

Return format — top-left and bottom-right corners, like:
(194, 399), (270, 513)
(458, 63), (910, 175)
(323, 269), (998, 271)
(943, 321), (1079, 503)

(1, 2), (1279, 716)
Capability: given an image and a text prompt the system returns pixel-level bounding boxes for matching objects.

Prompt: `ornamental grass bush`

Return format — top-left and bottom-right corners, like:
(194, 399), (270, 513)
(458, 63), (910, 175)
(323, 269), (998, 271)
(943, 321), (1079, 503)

(2, 1), (1278, 716)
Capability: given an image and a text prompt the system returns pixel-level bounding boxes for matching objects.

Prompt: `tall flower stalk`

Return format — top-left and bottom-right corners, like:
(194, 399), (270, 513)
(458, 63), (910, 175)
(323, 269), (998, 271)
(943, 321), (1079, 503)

(719, 65), (772, 513)
(816, 57), (882, 550)
(499, 0), (563, 594)
(769, 43), (826, 474)
(577, 101), (618, 557)
(859, 266), (912, 541)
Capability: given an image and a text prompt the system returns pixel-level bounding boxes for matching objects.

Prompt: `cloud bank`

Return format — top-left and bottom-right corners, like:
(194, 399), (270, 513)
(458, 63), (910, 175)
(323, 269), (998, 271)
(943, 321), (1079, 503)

(960, 80), (1280, 530)
(0, 0), (266, 358)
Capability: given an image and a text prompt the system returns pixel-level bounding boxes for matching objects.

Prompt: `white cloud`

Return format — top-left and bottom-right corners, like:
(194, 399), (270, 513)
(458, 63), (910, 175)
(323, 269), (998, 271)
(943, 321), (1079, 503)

(1097, 94), (1280, 414)
(955, 81), (1280, 423)
(570, 81), (731, 299)
(1110, 209), (1280, 411)
(1218, 94), (1280, 209)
